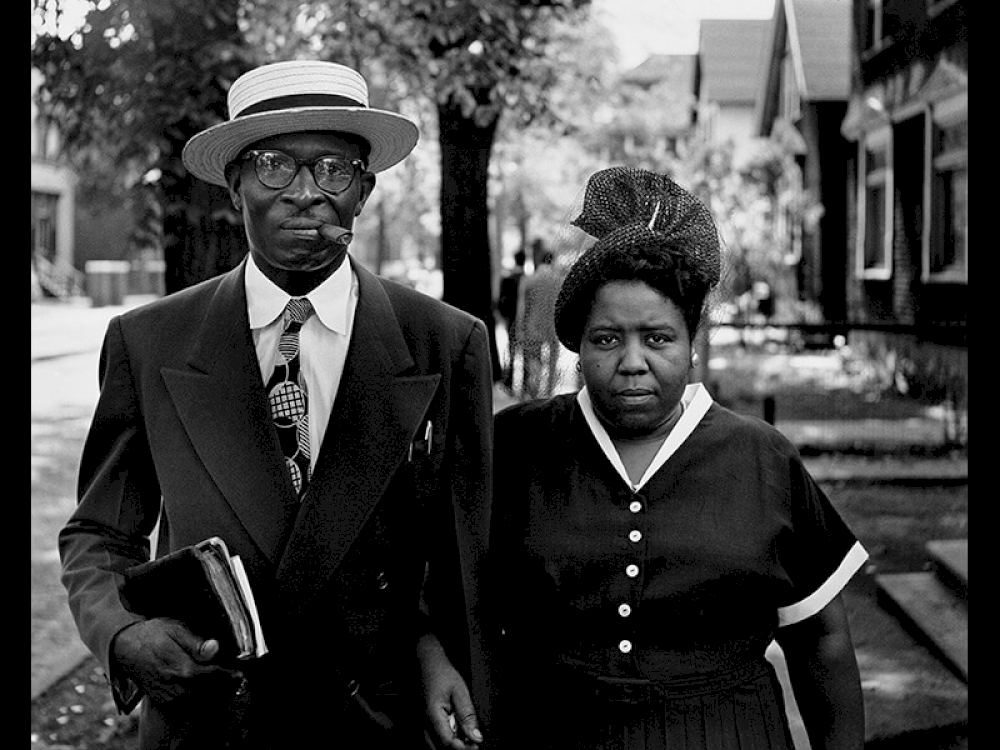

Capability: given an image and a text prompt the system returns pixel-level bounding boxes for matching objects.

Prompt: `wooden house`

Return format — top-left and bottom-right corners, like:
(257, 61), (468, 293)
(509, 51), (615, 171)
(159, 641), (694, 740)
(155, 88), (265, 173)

(839, 0), (967, 339)
(755, 0), (853, 323)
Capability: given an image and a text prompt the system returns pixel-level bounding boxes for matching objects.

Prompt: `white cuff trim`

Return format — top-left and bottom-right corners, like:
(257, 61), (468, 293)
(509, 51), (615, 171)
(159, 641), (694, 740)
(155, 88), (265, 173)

(778, 541), (869, 626)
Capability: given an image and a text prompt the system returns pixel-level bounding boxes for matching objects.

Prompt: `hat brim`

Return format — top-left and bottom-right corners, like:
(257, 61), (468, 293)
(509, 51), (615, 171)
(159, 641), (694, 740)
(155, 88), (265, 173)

(181, 107), (419, 186)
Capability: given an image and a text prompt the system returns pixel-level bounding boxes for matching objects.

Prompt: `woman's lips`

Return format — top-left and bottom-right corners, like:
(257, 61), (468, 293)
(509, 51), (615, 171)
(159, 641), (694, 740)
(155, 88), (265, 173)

(618, 389), (655, 404)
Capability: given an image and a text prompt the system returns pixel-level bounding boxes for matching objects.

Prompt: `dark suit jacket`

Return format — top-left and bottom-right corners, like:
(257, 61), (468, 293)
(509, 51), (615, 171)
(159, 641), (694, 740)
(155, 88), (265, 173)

(60, 256), (494, 748)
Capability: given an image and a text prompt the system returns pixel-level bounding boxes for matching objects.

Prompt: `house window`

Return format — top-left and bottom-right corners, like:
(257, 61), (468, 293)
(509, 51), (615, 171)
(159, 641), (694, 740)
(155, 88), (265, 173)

(780, 54), (800, 122)
(923, 95), (967, 282)
(856, 128), (892, 279)
(864, 0), (885, 51)
(31, 191), (59, 263)
(927, 0), (958, 18)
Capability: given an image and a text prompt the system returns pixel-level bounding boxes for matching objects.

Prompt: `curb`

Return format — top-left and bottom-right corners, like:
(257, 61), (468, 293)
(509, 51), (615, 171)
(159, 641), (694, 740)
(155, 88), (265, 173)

(31, 640), (92, 702)
(804, 457), (967, 485)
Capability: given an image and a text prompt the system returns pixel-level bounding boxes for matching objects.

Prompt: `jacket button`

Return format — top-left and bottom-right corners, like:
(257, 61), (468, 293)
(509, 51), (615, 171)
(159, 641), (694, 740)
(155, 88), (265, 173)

(626, 564), (639, 578)
(376, 572), (389, 590)
(618, 603), (632, 617)
(629, 500), (642, 513)
(629, 530), (642, 543)
(619, 639), (632, 653)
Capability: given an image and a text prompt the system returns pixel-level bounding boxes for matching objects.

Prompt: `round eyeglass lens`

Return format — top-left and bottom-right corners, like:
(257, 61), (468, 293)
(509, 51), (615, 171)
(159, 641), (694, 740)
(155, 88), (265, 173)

(314, 158), (355, 193)
(256, 152), (296, 188)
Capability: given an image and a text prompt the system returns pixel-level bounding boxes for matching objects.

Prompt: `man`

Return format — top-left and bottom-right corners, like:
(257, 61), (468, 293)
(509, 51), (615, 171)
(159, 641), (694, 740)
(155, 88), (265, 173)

(496, 249), (525, 390)
(516, 241), (563, 399)
(60, 60), (492, 749)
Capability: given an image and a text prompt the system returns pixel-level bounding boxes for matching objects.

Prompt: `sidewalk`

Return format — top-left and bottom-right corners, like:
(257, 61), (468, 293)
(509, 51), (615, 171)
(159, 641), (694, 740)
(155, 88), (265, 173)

(31, 294), (157, 362)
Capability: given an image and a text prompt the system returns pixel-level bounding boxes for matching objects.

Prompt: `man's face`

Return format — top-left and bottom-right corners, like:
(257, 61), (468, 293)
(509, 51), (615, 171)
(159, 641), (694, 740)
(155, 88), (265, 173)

(227, 131), (375, 287)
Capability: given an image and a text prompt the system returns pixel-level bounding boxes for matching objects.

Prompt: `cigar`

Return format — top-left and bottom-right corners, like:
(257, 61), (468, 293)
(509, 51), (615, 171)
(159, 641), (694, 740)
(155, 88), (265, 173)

(319, 224), (354, 247)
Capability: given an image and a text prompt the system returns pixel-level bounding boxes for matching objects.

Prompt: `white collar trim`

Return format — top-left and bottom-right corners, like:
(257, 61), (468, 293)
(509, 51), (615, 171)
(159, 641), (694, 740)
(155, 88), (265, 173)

(577, 382), (713, 491)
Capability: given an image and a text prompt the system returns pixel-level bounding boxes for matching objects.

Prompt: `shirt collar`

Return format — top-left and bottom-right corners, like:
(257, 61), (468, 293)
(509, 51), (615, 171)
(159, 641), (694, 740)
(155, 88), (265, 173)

(245, 253), (355, 334)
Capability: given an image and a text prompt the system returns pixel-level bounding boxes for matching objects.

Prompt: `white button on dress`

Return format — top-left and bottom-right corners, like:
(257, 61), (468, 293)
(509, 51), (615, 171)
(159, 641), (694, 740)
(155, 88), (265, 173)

(619, 639), (632, 653)
(618, 603), (632, 617)
(629, 500), (642, 513)
(629, 530), (642, 543)
(626, 564), (639, 578)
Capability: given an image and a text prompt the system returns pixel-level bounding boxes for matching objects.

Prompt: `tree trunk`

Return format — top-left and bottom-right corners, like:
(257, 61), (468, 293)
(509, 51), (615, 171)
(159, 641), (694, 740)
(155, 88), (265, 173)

(375, 197), (390, 275)
(163, 177), (246, 294)
(437, 97), (503, 381)
(149, 0), (249, 295)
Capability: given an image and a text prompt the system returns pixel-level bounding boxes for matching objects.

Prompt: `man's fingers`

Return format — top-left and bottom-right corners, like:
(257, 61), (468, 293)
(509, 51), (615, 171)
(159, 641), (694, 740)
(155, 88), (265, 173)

(453, 704), (482, 743)
(429, 708), (457, 747)
(195, 638), (220, 661)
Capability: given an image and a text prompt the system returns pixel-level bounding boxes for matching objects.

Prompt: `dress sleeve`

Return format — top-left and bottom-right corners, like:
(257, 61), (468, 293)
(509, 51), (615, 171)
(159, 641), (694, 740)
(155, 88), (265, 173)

(775, 457), (869, 627)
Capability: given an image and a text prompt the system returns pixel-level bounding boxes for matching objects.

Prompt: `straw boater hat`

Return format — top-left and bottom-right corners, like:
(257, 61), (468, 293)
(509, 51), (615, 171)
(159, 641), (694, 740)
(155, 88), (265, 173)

(182, 60), (419, 187)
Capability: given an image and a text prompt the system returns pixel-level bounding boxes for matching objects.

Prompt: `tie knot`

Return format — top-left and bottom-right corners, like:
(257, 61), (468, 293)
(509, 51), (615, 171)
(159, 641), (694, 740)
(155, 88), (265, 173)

(283, 297), (314, 327)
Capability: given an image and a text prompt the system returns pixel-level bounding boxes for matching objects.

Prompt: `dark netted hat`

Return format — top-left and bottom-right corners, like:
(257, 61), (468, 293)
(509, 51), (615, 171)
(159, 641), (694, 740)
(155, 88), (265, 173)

(554, 166), (721, 352)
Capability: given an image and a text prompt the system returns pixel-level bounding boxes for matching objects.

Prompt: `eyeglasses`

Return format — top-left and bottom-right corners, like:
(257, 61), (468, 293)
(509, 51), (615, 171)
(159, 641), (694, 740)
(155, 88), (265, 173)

(240, 150), (364, 194)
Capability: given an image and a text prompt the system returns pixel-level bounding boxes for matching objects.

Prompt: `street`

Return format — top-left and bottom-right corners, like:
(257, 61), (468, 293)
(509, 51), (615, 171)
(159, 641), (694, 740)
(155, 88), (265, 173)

(32, 298), (122, 700)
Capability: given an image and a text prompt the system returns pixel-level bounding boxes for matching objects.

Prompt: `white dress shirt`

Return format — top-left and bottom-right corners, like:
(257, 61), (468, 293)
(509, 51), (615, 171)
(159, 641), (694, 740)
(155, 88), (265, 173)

(245, 254), (359, 472)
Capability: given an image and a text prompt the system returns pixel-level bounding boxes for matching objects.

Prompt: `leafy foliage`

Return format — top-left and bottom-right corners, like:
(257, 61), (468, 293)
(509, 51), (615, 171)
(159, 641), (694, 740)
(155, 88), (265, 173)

(32, 0), (593, 361)
(32, 0), (257, 291)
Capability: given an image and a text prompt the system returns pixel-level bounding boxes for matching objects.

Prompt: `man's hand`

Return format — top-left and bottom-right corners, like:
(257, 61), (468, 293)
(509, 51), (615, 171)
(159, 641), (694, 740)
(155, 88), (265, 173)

(418, 633), (483, 749)
(112, 618), (243, 705)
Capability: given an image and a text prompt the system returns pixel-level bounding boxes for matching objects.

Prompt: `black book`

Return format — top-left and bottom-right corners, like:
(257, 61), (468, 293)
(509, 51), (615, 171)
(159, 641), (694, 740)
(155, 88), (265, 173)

(119, 537), (268, 660)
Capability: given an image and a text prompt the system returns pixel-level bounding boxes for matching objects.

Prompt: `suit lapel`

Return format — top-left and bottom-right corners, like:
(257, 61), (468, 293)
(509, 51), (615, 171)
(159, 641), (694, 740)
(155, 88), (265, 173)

(161, 260), (299, 564)
(275, 261), (440, 598)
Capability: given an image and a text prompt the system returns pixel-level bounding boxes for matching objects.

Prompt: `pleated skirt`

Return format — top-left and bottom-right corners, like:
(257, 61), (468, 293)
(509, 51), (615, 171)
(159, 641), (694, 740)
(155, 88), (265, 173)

(500, 659), (794, 750)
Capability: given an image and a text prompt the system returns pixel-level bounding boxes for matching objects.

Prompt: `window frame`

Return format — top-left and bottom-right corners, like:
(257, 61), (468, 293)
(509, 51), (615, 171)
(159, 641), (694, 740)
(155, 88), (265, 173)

(862, 0), (892, 56)
(921, 92), (968, 283)
(855, 126), (893, 280)
(927, 0), (959, 19)
(31, 191), (60, 263)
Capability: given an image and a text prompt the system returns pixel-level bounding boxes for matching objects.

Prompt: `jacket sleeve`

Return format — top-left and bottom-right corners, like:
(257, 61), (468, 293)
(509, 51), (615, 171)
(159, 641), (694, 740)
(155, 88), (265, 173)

(420, 316), (494, 728)
(58, 316), (163, 712)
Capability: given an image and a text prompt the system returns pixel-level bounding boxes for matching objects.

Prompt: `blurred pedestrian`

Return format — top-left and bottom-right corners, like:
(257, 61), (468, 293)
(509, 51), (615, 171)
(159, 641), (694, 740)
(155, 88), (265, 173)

(497, 249), (526, 390)
(59, 60), (491, 749)
(488, 166), (868, 749)
(516, 239), (563, 399)
(754, 279), (774, 322)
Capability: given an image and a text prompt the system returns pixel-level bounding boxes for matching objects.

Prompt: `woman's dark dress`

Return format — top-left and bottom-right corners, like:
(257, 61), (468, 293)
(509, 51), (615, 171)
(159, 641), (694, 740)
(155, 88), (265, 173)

(491, 384), (867, 749)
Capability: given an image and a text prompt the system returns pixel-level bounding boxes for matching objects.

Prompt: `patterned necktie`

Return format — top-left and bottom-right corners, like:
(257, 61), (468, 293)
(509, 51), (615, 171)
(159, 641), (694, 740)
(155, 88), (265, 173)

(266, 297), (314, 497)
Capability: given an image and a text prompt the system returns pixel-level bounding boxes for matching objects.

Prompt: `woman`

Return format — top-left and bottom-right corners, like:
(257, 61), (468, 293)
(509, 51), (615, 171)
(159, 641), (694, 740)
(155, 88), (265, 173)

(489, 167), (868, 749)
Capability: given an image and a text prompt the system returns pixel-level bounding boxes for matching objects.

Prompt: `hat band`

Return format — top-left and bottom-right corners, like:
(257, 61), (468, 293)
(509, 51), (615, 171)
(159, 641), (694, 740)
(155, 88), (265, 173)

(236, 93), (366, 118)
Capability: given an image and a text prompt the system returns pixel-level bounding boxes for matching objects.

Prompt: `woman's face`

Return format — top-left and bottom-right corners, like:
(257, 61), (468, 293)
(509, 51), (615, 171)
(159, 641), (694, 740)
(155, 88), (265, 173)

(579, 280), (692, 438)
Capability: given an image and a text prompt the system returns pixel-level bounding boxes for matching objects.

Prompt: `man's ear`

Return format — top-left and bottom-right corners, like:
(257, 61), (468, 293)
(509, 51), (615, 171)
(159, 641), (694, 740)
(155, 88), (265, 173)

(354, 172), (377, 217)
(225, 163), (243, 211)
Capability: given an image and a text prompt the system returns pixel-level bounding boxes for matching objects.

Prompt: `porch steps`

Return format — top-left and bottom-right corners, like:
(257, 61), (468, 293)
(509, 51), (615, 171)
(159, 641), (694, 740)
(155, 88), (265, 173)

(875, 539), (968, 683)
